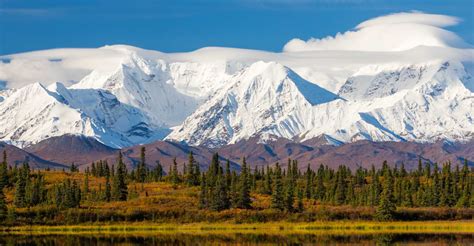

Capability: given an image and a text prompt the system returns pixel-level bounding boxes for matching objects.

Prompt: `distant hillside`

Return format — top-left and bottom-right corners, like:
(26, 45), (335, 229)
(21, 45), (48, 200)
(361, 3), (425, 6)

(18, 135), (474, 171)
(25, 134), (118, 168)
(0, 142), (67, 169)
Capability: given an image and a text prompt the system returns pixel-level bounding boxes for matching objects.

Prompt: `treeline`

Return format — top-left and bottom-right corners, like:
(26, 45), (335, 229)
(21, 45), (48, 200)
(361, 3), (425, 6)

(196, 154), (473, 220)
(0, 148), (473, 223)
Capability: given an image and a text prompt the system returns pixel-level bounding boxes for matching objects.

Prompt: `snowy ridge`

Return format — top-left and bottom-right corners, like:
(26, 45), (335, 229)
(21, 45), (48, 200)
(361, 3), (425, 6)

(167, 61), (339, 147)
(169, 60), (474, 146)
(0, 12), (473, 148)
(0, 81), (160, 148)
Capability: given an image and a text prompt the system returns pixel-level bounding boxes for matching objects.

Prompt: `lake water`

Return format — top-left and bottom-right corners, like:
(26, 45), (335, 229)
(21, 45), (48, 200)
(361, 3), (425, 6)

(0, 233), (473, 245)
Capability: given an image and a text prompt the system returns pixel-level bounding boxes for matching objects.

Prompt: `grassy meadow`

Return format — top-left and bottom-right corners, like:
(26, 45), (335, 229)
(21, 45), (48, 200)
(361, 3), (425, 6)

(1, 170), (473, 232)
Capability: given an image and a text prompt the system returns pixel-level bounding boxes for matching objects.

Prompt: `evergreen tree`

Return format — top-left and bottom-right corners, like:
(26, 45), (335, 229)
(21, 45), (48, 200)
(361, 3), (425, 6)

(262, 166), (272, 195)
(284, 175), (295, 212)
(225, 159), (232, 188)
(198, 173), (208, 209)
(29, 173), (44, 206)
(271, 163), (285, 211)
(137, 147), (147, 182)
(334, 167), (347, 205)
(153, 161), (164, 182)
(424, 162), (431, 178)
(54, 184), (62, 208)
(236, 157), (251, 209)
(186, 152), (200, 186)
(346, 179), (355, 205)
(0, 188), (7, 220)
(230, 171), (238, 207)
(305, 165), (313, 199)
(314, 165), (326, 201)
(210, 173), (230, 211)
(194, 163), (201, 185)
(207, 153), (220, 186)
(186, 152), (194, 186)
(370, 172), (381, 206)
(112, 152), (128, 201)
(456, 183), (470, 208)
(73, 180), (81, 207)
(376, 168), (396, 221)
(104, 172), (111, 202)
(83, 172), (90, 194)
(14, 163), (28, 208)
(170, 158), (180, 188)
(70, 163), (78, 172)
(417, 158), (423, 176)
(0, 151), (8, 189)
(297, 186), (304, 212)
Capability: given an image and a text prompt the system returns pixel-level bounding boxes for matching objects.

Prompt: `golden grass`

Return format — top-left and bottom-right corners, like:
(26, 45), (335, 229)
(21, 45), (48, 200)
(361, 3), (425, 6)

(2, 221), (473, 236)
(2, 171), (473, 230)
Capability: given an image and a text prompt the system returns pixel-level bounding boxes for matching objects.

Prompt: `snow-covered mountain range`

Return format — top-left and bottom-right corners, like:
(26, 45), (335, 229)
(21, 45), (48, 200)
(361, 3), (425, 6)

(0, 12), (473, 149)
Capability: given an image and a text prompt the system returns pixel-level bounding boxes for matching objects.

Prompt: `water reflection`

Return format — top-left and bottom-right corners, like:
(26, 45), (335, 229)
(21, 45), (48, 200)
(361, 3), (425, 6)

(0, 233), (472, 245)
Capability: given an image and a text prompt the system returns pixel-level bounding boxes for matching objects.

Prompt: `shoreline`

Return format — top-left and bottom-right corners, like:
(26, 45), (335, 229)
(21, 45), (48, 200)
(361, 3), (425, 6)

(1, 221), (473, 235)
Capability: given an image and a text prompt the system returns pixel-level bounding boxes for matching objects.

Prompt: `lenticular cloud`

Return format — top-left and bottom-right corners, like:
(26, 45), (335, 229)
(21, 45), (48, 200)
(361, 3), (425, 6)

(283, 12), (470, 52)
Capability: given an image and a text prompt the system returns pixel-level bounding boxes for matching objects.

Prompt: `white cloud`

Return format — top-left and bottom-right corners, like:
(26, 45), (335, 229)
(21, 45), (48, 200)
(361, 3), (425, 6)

(356, 12), (460, 29)
(283, 12), (470, 52)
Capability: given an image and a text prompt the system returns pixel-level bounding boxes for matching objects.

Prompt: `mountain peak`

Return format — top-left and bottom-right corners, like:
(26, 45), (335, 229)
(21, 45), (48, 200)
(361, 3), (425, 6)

(0, 40), (472, 149)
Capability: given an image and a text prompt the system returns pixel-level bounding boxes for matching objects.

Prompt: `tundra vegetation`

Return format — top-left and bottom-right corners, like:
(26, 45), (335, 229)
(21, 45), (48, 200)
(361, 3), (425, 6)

(0, 148), (472, 227)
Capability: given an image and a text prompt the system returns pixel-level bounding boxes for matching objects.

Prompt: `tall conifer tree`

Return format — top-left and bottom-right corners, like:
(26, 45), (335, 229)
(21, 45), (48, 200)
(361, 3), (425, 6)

(236, 157), (251, 209)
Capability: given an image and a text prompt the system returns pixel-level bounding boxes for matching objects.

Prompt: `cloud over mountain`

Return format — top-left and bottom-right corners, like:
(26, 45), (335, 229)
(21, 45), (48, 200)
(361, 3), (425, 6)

(283, 12), (470, 52)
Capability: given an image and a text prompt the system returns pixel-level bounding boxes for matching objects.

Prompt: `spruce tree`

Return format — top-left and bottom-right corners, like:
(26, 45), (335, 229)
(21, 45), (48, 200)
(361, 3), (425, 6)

(431, 164), (440, 206)
(297, 186), (304, 212)
(456, 183), (470, 208)
(0, 188), (7, 220)
(346, 179), (355, 205)
(236, 157), (251, 209)
(0, 151), (8, 189)
(29, 174), (44, 206)
(137, 147), (147, 183)
(370, 173), (381, 206)
(230, 171), (238, 207)
(170, 158), (180, 188)
(153, 161), (163, 181)
(112, 152), (128, 201)
(271, 163), (285, 211)
(186, 152), (194, 186)
(207, 153), (220, 186)
(63, 179), (75, 208)
(73, 180), (81, 207)
(305, 165), (313, 199)
(225, 159), (232, 188)
(70, 163), (78, 172)
(376, 168), (396, 221)
(54, 184), (63, 208)
(263, 166), (272, 195)
(104, 172), (111, 202)
(186, 152), (200, 186)
(210, 173), (230, 211)
(198, 173), (208, 209)
(417, 158), (423, 176)
(83, 172), (90, 194)
(334, 167), (347, 205)
(14, 164), (28, 208)
(284, 175), (295, 212)
(314, 165), (326, 201)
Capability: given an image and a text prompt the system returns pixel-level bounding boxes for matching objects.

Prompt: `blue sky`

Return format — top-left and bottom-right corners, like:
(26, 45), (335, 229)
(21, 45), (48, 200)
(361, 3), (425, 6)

(0, 0), (473, 55)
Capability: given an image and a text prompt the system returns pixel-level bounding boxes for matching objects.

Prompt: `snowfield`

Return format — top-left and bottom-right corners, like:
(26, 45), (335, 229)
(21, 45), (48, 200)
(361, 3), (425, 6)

(0, 12), (473, 148)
